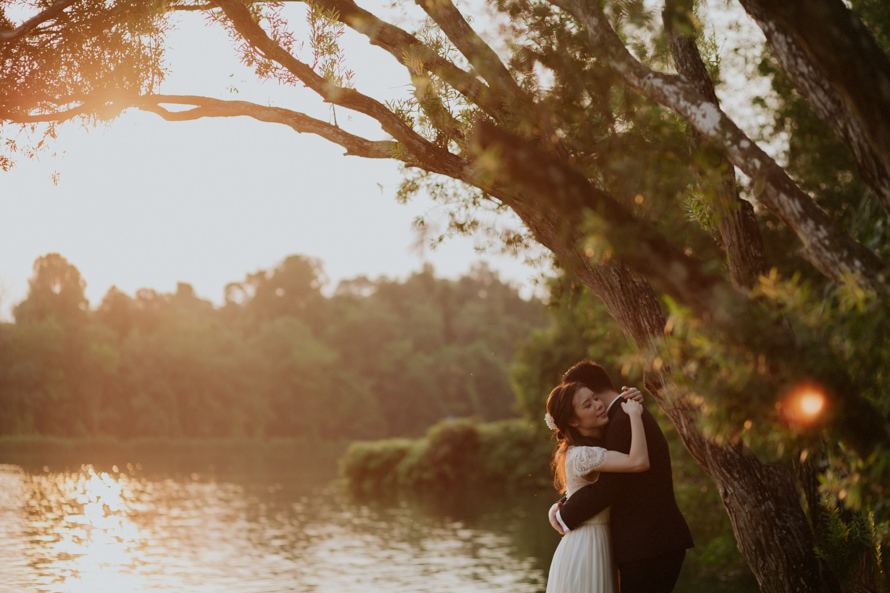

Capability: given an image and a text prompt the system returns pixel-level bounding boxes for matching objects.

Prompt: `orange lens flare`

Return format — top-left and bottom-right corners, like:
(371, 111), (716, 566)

(781, 382), (827, 428)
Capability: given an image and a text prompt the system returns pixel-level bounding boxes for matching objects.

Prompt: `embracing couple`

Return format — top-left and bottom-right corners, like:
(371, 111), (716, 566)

(544, 361), (693, 593)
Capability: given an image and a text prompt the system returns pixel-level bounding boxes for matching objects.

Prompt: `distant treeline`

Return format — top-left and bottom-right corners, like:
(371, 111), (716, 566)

(0, 253), (547, 440)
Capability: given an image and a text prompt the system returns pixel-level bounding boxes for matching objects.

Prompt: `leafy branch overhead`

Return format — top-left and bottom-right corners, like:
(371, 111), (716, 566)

(3, 0), (890, 590)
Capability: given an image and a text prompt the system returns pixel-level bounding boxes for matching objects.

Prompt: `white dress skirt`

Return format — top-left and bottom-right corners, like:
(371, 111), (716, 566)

(545, 446), (618, 593)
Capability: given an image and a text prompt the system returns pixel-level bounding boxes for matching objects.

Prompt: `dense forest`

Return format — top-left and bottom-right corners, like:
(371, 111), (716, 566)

(0, 253), (546, 440)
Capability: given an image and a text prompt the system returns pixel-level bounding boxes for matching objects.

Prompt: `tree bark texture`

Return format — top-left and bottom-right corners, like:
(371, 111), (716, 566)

(739, 0), (890, 217)
(666, 407), (834, 593)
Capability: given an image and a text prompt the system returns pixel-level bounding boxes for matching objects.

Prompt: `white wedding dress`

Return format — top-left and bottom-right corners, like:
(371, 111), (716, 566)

(545, 445), (617, 593)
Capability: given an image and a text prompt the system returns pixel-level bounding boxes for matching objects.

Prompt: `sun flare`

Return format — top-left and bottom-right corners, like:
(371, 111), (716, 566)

(782, 383), (828, 428)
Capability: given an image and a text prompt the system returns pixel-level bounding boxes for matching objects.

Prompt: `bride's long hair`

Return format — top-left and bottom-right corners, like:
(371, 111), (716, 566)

(546, 382), (604, 493)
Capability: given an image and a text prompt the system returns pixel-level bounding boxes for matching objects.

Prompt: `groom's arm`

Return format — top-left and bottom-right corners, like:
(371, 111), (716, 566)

(558, 472), (624, 529)
(556, 410), (633, 531)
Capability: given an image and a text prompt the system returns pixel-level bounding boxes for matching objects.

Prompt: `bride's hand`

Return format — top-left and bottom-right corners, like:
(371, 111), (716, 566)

(548, 502), (566, 535)
(621, 399), (644, 416)
(621, 386), (644, 404)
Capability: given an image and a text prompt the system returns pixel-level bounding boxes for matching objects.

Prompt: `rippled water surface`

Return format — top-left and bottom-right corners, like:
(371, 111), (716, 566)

(0, 453), (553, 593)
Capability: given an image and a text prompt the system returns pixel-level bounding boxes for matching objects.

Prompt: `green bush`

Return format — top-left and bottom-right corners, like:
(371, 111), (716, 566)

(338, 438), (413, 494)
(477, 419), (553, 488)
(340, 417), (553, 494)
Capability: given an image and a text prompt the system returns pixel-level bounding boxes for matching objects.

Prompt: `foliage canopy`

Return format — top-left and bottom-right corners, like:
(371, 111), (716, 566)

(0, 253), (544, 439)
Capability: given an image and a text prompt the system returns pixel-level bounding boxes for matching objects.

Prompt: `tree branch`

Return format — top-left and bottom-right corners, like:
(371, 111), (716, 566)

(412, 0), (519, 100)
(133, 94), (399, 159)
(471, 119), (890, 464)
(663, 0), (769, 291)
(469, 119), (741, 322)
(547, 0), (886, 291)
(414, 0), (568, 157)
(209, 0), (466, 174)
(309, 0), (508, 121)
(739, 0), (890, 219)
(0, 0), (79, 44)
(3, 92), (405, 160)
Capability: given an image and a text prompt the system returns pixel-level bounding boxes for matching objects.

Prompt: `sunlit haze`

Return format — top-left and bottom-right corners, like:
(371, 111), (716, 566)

(0, 5), (546, 321)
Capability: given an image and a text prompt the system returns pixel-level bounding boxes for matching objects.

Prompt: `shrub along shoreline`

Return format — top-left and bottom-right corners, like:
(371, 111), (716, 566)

(339, 417), (553, 495)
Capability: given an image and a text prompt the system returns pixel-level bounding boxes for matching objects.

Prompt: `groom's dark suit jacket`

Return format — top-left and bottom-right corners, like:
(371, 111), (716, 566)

(559, 399), (693, 566)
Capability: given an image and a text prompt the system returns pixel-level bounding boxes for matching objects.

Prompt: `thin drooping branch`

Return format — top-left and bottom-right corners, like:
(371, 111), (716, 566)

(547, 0), (886, 291)
(0, 0), (79, 44)
(739, 0), (890, 218)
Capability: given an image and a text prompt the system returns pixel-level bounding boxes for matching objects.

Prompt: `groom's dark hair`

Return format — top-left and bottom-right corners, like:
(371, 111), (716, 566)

(563, 360), (615, 394)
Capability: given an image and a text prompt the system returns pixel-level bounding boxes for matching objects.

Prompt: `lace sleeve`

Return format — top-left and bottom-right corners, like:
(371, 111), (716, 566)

(567, 446), (608, 478)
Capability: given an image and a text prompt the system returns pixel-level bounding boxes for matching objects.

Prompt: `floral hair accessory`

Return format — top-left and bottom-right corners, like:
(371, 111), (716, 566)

(544, 412), (558, 431)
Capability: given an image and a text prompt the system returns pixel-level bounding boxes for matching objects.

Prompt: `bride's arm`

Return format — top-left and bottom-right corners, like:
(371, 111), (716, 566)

(597, 400), (649, 472)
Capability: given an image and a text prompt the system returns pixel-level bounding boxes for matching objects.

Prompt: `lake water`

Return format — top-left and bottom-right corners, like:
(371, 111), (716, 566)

(0, 446), (560, 593)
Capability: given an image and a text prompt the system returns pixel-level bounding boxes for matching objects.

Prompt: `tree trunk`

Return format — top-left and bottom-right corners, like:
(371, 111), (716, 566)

(671, 407), (834, 593)
(499, 187), (834, 592)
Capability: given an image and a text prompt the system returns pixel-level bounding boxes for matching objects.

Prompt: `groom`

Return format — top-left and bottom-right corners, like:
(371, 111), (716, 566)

(549, 361), (693, 593)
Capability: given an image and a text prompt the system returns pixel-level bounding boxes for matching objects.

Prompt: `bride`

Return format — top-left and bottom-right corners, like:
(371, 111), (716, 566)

(543, 381), (649, 593)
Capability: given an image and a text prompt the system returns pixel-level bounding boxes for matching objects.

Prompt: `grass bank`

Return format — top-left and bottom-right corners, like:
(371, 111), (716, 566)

(0, 435), (349, 476)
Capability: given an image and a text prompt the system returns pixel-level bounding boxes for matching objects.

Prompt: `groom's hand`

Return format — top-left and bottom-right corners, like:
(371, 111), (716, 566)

(548, 502), (566, 535)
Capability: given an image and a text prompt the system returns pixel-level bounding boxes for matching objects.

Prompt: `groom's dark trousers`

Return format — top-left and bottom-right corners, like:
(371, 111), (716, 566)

(559, 401), (694, 593)
(619, 549), (686, 593)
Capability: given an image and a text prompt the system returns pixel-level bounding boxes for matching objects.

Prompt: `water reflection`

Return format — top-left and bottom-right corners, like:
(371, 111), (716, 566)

(22, 466), (144, 592)
(0, 463), (548, 593)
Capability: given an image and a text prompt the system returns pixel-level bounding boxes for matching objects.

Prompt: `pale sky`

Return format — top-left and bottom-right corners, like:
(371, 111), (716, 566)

(0, 3), (548, 320)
